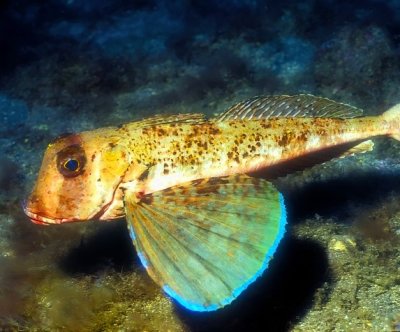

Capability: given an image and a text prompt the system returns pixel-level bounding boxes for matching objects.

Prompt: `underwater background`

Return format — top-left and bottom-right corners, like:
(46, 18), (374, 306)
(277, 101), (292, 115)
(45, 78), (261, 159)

(0, 0), (400, 331)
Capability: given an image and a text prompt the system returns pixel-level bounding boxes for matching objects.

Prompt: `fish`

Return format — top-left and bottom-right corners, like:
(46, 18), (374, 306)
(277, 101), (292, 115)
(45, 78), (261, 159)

(23, 94), (400, 311)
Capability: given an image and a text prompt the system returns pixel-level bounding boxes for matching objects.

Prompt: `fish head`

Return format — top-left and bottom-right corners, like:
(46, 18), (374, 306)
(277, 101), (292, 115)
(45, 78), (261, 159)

(24, 130), (132, 225)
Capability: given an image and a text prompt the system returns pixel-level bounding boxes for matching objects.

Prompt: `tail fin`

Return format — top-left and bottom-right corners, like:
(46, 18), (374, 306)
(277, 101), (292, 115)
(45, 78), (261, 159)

(382, 103), (400, 141)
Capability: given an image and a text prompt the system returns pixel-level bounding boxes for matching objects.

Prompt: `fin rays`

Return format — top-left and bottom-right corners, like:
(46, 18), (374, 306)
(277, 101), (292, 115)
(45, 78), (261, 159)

(124, 175), (286, 311)
(140, 202), (264, 265)
(133, 204), (235, 300)
(217, 94), (364, 121)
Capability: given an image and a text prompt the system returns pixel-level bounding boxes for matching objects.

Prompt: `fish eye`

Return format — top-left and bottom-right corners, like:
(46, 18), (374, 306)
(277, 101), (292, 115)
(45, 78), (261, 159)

(57, 144), (86, 178)
(63, 159), (80, 172)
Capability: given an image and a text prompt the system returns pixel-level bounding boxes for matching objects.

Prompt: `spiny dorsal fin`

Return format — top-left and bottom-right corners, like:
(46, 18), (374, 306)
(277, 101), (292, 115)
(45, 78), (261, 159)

(217, 94), (364, 121)
(129, 113), (207, 129)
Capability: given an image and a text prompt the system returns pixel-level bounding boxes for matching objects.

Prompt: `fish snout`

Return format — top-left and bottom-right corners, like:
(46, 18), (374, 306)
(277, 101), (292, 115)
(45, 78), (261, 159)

(23, 196), (63, 225)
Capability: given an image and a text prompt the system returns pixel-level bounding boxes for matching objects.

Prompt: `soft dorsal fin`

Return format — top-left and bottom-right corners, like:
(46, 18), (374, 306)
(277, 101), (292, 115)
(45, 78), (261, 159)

(217, 94), (364, 121)
(127, 113), (207, 129)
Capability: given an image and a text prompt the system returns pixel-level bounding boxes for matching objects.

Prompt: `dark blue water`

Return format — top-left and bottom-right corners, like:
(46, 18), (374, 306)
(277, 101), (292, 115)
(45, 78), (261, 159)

(0, 1), (399, 331)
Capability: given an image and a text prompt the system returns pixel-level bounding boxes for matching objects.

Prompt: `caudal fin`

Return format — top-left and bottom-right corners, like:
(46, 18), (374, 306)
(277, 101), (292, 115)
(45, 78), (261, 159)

(382, 103), (400, 141)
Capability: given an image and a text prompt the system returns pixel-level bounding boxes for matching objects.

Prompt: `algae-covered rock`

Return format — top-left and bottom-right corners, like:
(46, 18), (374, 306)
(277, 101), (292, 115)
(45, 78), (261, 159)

(26, 272), (186, 332)
(292, 206), (400, 332)
(0, 217), (186, 331)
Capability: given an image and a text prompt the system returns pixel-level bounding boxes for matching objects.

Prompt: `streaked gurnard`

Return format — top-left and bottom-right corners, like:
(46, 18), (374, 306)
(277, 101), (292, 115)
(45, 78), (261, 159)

(24, 95), (400, 311)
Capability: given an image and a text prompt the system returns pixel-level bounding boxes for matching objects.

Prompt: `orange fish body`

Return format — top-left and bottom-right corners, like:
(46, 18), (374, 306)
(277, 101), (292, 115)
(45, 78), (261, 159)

(23, 95), (400, 311)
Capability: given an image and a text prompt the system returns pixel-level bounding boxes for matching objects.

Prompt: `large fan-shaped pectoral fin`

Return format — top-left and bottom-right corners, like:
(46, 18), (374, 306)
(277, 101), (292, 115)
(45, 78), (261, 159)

(124, 175), (286, 311)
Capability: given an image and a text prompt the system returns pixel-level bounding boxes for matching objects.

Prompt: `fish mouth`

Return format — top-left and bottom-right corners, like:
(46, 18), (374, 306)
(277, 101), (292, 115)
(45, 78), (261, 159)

(23, 205), (77, 225)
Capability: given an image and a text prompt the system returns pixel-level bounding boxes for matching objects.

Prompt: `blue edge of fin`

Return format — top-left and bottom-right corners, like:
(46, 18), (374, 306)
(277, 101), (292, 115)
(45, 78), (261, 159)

(130, 193), (287, 312)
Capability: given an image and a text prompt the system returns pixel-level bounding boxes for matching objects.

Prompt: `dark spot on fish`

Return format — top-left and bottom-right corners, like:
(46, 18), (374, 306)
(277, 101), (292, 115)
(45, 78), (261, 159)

(277, 133), (290, 147)
(261, 122), (271, 129)
(196, 186), (219, 195)
(208, 177), (229, 186)
(138, 168), (150, 181)
(163, 162), (170, 175)
(209, 127), (221, 135)
(139, 192), (154, 205)
(242, 152), (249, 158)
(91, 154), (96, 162)
(109, 142), (117, 148)
(297, 132), (308, 143)
(157, 128), (166, 136)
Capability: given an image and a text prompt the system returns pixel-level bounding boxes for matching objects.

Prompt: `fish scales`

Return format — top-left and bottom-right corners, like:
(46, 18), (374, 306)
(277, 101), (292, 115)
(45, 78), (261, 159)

(118, 116), (382, 196)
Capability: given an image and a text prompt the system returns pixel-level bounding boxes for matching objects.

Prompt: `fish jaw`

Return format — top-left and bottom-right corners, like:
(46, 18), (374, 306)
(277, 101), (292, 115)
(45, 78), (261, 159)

(23, 206), (74, 225)
(23, 199), (117, 225)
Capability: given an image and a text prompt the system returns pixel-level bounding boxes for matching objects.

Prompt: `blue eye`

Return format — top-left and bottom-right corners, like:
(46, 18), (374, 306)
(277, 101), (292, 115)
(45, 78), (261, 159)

(57, 144), (86, 178)
(63, 159), (79, 172)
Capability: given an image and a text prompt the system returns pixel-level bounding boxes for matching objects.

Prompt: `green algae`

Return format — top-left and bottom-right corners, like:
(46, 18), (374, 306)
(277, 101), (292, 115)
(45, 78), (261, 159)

(23, 272), (186, 331)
